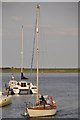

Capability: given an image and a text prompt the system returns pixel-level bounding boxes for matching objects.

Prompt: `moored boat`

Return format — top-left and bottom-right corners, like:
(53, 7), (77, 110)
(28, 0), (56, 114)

(26, 4), (57, 117)
(8, 80), (37, 94)
(27, 105), (56, 117)
(0, 92), (12, 107)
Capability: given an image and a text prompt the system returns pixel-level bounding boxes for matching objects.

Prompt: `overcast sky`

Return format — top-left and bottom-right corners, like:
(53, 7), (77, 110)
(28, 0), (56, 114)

(2, 2), (78, 68)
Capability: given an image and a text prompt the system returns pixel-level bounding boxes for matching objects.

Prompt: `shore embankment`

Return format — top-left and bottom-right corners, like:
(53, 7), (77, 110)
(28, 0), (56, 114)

(0, 67), (79, 73)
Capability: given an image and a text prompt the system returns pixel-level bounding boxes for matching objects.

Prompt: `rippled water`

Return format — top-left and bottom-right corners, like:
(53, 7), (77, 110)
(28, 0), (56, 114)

(1, 73), (78, 119)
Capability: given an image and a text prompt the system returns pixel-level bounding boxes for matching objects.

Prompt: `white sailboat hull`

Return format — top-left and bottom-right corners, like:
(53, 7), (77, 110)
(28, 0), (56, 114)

(27, 108), (56, 117)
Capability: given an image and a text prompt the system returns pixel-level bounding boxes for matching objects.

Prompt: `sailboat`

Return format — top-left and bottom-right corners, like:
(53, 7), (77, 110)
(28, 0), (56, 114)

(20, 25), (38, 94)
(21, 25), (28, 80)
(26, 4), (57, 117)
(6, 25), (38, 95)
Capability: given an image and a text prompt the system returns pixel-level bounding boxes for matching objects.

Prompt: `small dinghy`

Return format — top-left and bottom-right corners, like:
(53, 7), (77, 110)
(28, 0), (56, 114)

(0, 92), (12, 107)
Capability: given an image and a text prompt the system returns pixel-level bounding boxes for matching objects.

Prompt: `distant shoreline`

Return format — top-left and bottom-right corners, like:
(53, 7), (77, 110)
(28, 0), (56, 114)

(0, 68), (79, 73)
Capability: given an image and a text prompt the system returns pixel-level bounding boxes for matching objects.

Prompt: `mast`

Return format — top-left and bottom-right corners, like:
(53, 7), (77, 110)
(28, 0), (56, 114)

(36, 4), (40, 104)
(21, 25), (24, 74)
(20, 25), (28, 79)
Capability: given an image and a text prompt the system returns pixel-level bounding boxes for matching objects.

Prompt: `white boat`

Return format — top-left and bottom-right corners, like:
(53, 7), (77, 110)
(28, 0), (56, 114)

(26, 4), (57, 117)
(27, 105), (56, 117)
(0, 92), (12, 107)
(19, 81), (37, 94)
(8, 79), (37, 95)
(12, 80), (37, 94)
(9, 80), (30, 94)
(7, 26), (37, 95)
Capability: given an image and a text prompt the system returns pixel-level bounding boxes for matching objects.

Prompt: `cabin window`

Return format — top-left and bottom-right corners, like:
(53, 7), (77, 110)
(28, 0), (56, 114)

(21, 83), (26, 87)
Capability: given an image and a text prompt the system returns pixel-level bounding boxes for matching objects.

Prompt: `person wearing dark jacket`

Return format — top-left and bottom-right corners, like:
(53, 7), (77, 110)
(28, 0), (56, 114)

(40, 95), (46, 109)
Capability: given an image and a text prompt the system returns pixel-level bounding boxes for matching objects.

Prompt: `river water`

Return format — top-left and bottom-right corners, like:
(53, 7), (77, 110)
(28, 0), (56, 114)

(1, 73), (78, 119)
